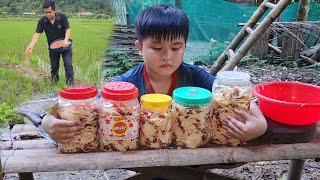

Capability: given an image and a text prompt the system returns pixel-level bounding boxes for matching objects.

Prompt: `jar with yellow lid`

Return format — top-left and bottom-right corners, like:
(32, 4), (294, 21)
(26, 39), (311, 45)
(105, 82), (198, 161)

(140, 94), (172, 149)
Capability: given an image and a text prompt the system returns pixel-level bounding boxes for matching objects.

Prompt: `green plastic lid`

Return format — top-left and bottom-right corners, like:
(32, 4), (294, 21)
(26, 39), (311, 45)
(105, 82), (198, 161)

(173, 87), (212, 106)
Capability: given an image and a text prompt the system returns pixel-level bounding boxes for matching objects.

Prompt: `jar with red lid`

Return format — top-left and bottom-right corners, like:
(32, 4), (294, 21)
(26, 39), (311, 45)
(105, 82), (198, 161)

(99, 82), (140, 151)
(56, 86), (99, 153)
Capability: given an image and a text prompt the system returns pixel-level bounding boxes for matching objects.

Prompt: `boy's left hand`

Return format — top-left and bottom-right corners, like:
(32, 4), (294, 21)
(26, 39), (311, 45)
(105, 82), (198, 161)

(225, 101), (267, 141)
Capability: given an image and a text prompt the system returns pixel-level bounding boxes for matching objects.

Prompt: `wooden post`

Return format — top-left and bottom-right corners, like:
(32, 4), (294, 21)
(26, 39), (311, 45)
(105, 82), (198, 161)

(210, 0), (271, 74)
(280, 24), (303, 60)
(175, 0), (182, 9)
(297, 0), (311, 21)
(250, 29), (270, 58)
(0, 157), (3, 180)
(113, 0), (127, 25)
(287, 159), (305, 180)
(221, 0), (291, 71)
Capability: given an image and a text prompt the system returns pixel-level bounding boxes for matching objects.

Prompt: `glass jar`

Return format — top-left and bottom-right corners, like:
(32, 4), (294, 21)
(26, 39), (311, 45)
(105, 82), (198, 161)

(211, 71), (252, 146)
(140, 94), (172, 149)
(99, 82), (140, 151)
(172, 87), (212, 148)
(56, 86), (99, 153)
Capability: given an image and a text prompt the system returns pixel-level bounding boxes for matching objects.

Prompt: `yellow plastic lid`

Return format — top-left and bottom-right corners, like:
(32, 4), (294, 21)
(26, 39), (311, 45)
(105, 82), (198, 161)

(140, 94), (172, 112)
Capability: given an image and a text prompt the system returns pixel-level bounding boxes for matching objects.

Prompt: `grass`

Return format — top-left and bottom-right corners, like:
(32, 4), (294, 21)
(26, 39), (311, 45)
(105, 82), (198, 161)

(0, 17), (114, 126)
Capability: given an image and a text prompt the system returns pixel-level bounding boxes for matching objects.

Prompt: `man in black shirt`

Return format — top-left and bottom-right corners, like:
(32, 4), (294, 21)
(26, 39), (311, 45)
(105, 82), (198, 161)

(25, 0), (74, 85)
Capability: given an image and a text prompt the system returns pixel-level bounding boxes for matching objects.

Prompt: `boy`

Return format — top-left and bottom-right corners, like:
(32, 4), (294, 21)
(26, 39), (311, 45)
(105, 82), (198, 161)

(42, 4), (267, 144)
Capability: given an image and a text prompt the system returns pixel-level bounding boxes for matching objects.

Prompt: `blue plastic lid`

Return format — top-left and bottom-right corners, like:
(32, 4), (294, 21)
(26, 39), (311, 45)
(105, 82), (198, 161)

(173, 87), (212, 106)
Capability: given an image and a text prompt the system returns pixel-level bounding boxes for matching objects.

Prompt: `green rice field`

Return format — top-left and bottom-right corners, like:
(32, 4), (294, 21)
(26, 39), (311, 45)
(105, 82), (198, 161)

(0, 18), (114, 125)
(0, 18), (114, 85)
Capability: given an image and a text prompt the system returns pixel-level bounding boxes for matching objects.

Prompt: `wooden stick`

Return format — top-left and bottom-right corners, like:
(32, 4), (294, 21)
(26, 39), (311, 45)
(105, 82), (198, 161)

(265, 2), (276, 9)
(268, 43), (282, 54)
(300, 55), (317, 64)
(245, 27), (254, 34)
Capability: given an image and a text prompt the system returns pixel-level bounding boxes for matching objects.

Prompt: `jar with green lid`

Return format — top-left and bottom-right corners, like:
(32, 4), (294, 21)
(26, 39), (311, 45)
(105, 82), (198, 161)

(172, 87), (212, 148)
(211, 71), (252, 146)
(56, 86), (99, 153)
(140, 94), (172, 149)
(99, 82), (140, 151)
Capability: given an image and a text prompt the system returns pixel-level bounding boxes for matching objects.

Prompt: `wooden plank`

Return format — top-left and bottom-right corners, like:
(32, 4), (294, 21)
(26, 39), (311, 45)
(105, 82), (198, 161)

(10, 124), (40, 140)
(1, 138), (319, 173)
(1, 139), (56, 150)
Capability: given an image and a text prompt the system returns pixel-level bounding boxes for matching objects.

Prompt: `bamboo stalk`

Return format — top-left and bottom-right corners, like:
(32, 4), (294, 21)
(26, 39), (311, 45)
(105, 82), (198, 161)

(210, 0), (271, 75)
(221, 0), (291, 71)
(297, 0), (311, 21)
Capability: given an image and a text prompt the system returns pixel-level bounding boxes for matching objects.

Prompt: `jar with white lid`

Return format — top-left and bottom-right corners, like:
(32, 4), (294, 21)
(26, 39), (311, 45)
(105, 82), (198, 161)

(211, 71), (252, 146)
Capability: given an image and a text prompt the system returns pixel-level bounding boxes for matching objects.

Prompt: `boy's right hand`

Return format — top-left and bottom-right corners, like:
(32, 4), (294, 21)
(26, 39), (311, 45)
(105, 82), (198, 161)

(42, 115), (84, 144)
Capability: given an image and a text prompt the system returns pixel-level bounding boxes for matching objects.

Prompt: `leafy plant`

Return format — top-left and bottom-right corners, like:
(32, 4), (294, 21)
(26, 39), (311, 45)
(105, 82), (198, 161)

(0, 103), (23, 126)
(192, 41), (228, 65)
(102, 51), (134, 79)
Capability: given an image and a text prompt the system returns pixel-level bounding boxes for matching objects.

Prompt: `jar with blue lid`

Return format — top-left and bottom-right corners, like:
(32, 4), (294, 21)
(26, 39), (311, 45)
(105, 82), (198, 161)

(172, 87), (212, 148)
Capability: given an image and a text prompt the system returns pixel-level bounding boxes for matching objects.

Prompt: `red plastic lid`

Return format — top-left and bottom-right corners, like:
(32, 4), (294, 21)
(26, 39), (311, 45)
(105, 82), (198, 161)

(59, 86), (98, 100)
(101, 82), (138, 101)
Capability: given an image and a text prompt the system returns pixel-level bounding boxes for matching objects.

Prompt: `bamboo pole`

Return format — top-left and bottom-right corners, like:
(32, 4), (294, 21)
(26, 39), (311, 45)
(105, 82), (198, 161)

(297, 0), (311, 21)
(210, 0), (270, 75)
(221, 0), (291, 71)
(113, 0), (127, 25)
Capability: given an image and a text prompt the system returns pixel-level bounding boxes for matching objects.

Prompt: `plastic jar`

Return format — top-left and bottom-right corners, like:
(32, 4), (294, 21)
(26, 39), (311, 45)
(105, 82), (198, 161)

(56, 86), (99, 153)
(99, 82), (139, 151)
(211, 71), (252, 146)
(172, 87), (212, 148)
(140, 94), (172, 149)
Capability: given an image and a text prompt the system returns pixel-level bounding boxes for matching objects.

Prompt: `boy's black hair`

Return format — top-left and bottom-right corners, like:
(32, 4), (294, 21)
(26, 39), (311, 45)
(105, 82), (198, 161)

(134, 4), (189, 43)
(43, 0), (55, 10)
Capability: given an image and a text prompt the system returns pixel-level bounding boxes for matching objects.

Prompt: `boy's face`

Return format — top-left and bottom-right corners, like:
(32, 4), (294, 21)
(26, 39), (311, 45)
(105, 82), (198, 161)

(135, 37), (185, 77)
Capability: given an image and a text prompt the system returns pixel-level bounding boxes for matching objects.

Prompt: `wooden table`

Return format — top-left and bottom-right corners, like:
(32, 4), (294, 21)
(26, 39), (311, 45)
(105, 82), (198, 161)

(1, 124), (319, 180)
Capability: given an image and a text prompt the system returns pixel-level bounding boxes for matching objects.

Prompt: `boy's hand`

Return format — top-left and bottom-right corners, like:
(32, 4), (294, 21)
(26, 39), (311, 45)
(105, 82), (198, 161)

(224, 101), (267, 141)
(42, 114), (84, 144)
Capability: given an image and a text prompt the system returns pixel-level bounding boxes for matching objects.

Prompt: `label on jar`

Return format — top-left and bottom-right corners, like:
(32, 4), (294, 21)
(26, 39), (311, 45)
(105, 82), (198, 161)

(111, 119), (129, 137)
(99, 110), (139, 141)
